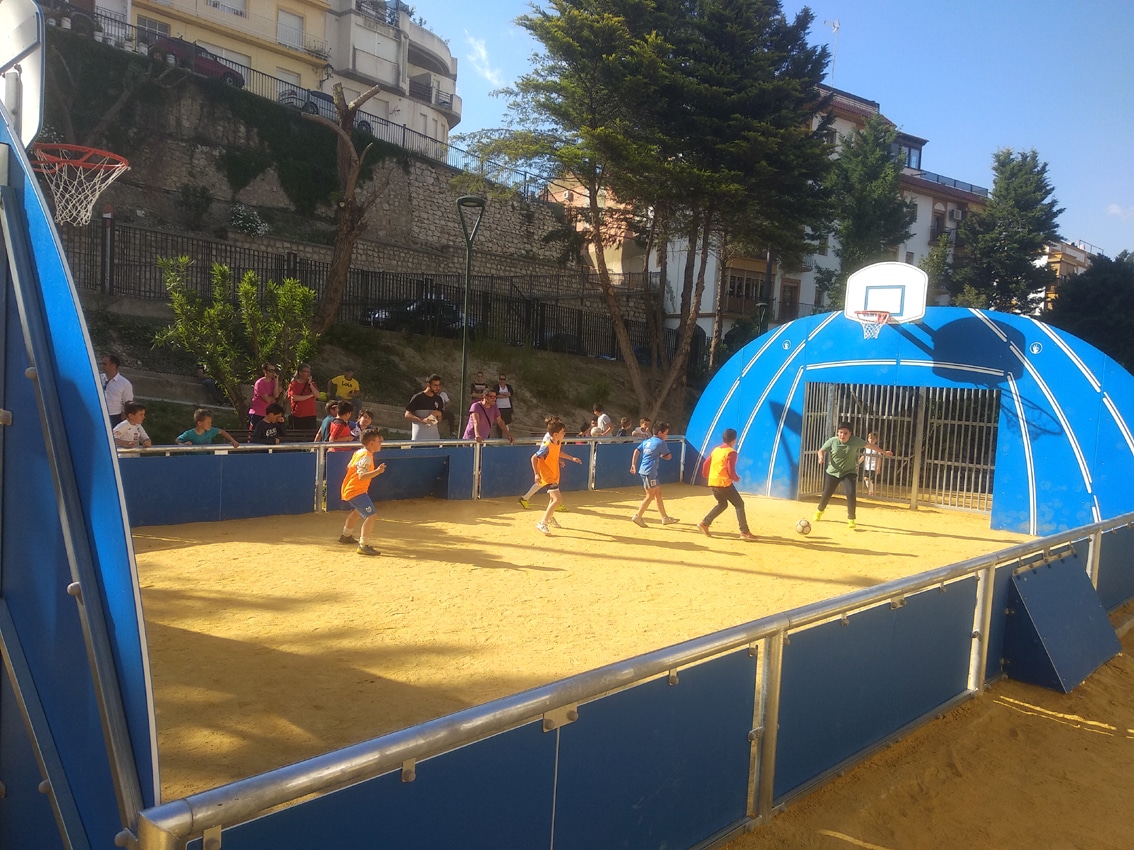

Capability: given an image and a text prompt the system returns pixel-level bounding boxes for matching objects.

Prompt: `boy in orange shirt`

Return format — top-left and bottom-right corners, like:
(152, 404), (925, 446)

(531, 417), (582, 535)
(338, 429), (387, 556)
(698, 428), (756, 541)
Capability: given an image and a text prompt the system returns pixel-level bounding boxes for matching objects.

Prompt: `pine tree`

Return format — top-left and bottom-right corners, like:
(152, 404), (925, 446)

(1045, 251), (1134, 371)
(950, 149), (1062, 312)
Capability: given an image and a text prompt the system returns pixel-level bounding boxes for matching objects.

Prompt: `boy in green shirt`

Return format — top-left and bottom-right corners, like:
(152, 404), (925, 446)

(814, 422), (891, 529)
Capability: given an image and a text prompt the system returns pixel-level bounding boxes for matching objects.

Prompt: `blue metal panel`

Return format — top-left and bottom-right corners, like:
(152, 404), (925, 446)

(774, 578), (976, 802)
(1003, 557), (1120, 692)
(1096, 524), (1134, 610)
(479, 444), (546, 499)
(120, 455), (223, 525)
(218, 452), (316, 520)
(0, 87), (157, 850)
(984, 561), (1020, 683)
(187, 721), (555, 850)
(688, 307), (1134, 534)
(593, 442), (638, 490)
(554, 649), (755, 850)
(325, 449), (449, 510)
(445, 443), (476, 500)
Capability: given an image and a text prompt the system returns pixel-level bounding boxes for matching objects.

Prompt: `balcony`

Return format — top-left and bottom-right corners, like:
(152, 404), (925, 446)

(154, 0), (332, 60)
(723, 295), (768, 317)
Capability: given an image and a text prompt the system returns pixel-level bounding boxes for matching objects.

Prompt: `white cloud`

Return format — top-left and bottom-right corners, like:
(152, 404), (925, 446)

(1105, 203), (1134, 221)
(465, 35), (504, 88)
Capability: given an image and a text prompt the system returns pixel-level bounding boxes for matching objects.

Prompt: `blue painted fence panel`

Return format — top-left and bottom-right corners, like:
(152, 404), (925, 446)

(554, 649), (755, 850)
(479, 444), (548, 499)
(187, 721), (556, 850)
(1096, 524), (1134, 610)
(774, 578), (976, 802)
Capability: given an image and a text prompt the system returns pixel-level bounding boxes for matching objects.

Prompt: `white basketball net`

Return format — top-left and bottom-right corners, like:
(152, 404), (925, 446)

(30, 145), (129, 226)
(855, 311), (890, 340)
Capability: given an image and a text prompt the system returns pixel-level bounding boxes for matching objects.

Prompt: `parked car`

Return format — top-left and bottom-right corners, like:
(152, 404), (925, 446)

(278, 89), (374, 135)
(148, 37), (245, 88)
(361, 299), (474, 338)
(534, 331), (587, 356)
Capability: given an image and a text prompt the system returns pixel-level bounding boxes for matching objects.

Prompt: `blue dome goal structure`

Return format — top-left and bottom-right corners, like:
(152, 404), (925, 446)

(686, 307), (1134, 535)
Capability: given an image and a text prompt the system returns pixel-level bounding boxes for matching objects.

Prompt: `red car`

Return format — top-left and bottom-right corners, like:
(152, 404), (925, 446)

(148, 36), (245, 88)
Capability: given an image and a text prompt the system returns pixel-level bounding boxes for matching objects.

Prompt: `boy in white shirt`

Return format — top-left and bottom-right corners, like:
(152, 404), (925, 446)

(113, 401), (152, 448)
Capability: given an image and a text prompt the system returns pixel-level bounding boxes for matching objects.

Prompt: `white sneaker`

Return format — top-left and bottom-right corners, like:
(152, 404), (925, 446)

(630, 515), (647, 528)
(536, 521), (550, 535)
(547, 516), (562, 529)
(662, 516), (679, 525)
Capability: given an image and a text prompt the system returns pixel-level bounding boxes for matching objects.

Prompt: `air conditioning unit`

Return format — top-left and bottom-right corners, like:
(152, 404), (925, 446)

(949, 208), (965, 222)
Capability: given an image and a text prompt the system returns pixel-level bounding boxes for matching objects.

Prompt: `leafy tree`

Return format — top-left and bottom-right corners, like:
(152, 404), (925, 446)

(919, 232), (953, 301)
(154, 258), (319, 424)
(469, 0), (831, 417)
(950, 148), (1063, 312)
(817, 116), (916, 309)
(1045, 251), (1134, 372)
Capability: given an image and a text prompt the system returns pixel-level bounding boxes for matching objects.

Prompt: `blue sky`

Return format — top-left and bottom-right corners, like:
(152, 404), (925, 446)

(424, 0), (1134, 257)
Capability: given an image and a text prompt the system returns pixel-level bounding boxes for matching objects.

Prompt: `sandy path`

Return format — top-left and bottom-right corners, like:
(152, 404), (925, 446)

(135, 486), (1033, 805)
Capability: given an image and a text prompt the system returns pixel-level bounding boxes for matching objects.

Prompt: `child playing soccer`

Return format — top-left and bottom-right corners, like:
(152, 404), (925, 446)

(338, 429), (387, 556)
(698, 428), (756, 540)
(530, 417), (582, 535)
(814, 422), (892, 529)
(630, 421), (677, 527)
(176, 408), (242, 449)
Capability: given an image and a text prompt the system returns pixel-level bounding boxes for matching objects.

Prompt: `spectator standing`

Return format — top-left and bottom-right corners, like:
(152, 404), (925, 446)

(494, 373), (515, 438)
(328, 401), (355, 450)
(251, 404), (287, 445)
(632, 418), (652, 439)
(101, 354), (134, 427)
(176, 408), (241, 449)
(615, 417), (633, 437)
(463, 389), (514, 443)
(248, 364), (281, 433)
(329, 368), (361, 401)
(470, 371), (487, 403)
(113, 401), (151, 448)
(314, 400), (339, 442)
(591, 404), (613, 437)
(404, 375), (445, 441)
(287, 364), (319, 431)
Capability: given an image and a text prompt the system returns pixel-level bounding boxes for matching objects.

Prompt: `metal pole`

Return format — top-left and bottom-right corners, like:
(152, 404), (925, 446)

(456, 196), (486, 439)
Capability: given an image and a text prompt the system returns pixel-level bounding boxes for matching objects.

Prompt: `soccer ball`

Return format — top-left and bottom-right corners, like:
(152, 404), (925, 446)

(795, 519), (812, 535)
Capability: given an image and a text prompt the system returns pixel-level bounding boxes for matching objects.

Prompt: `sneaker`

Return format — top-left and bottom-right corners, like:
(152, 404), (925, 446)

(813, 510), (824, 522)
(630, 514), (647, 528)
(847, 519), (857, 530)
(518, 497), (530, 509)
(356, 544), (380, 556)
(662, 517), (679, 525)
(697, 522), (712, 537)
(338, 534), (356, 545)
(547, 516), (562, 529)
(536, 521), (550, 535)
(740, 531), (758, 541)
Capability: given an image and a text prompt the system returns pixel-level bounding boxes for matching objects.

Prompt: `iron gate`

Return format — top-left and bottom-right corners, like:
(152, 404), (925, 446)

(799, 383), (1000, 511)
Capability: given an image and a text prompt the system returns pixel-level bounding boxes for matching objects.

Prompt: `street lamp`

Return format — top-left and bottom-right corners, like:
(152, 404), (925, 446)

(456, 195), (486, 439)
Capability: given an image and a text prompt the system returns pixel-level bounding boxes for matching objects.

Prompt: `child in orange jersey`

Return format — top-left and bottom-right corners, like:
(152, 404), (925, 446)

(338, 429), (387, 556)
(531, 417), (582, 535)
(698, 428), (756, 540)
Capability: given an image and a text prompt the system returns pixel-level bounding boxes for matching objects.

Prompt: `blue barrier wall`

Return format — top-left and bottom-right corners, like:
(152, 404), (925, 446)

(594, 440), (681, 490)
(1095, 524), (1134, 610)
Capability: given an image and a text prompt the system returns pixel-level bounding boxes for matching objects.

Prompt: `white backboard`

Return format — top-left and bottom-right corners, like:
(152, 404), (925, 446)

(0, 0), (44, 148)
(843, 262), (928, 324)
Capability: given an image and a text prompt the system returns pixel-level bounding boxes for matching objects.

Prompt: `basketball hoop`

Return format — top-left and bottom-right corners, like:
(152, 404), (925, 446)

(29, 143), (130, 226)
(854, 310), (891, 339)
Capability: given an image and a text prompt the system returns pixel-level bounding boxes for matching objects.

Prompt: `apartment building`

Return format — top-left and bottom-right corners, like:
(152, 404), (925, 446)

(92, 0), (460, 141)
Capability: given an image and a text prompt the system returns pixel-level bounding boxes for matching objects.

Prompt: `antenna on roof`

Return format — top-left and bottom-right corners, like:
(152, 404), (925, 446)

(824, 19), (840, 85)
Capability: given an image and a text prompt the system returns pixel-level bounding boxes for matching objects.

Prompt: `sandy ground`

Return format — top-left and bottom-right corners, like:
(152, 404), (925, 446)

(134, 486), (1133, 846)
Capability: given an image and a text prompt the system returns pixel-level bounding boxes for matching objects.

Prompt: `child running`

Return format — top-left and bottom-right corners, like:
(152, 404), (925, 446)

(530, 417), (583, 535)
(698, 428), (757, 540)
(629, 421), (677, 527)
(814, 422), (893, 529)
(338, 429), (387, 556)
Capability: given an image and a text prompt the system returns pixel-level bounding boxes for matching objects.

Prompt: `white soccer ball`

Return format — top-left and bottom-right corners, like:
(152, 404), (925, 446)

(795, 519), (812, 535)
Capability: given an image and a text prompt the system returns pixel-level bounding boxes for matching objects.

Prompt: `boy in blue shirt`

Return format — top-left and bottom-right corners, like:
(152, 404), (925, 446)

(177, 408), (242, 448)
(629, 421), (678, 527)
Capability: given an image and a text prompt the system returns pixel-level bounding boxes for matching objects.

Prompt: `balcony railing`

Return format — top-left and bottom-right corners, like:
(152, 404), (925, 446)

(916, 170), (989, 198)
(158, 0), (332, 59)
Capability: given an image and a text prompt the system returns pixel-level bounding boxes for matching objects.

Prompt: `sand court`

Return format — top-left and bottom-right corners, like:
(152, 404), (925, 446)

(134, 485), (1032, 802)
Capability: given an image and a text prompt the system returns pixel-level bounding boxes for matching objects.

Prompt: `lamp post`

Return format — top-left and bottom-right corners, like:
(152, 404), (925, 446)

(456, 195), (486, 439)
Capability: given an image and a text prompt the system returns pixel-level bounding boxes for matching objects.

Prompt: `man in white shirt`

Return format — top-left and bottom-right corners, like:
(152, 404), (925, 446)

(101, 354), (134, 426)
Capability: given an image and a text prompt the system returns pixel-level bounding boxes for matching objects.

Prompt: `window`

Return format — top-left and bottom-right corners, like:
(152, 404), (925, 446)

(893, 141), (922, 170)
(207, 0), (247, 17)
(136, 16), (169, 39)
(905, 252), (915, 264)
(727, 270), (769, 302)
(278, 10), (304, 50)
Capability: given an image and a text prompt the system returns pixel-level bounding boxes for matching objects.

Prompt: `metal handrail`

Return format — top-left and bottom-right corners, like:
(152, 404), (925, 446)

(132, 509), (1134, 848)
